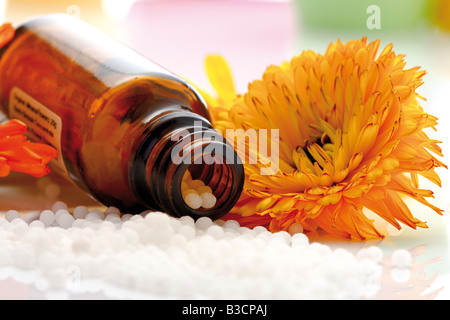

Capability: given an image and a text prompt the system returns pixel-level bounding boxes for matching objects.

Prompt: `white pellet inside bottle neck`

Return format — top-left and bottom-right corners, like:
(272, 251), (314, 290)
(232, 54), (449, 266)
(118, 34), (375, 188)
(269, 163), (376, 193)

(181, 170), (217, 210)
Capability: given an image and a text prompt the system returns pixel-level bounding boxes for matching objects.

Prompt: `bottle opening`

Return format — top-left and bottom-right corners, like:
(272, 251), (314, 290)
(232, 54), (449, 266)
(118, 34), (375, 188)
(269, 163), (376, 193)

(132, 113), (244, 220)
(181, 160), (231, 211)
(169, 145), (243, 220)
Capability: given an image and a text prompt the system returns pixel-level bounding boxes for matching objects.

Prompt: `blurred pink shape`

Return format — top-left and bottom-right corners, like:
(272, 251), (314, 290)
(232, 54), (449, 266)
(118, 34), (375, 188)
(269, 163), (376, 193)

(121, 0), (296, 92)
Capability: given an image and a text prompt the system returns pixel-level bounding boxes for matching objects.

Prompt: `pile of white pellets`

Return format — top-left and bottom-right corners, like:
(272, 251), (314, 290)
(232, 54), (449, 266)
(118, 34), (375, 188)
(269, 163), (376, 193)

(181, 176), (217, 209)
(0, 201), (414, 299)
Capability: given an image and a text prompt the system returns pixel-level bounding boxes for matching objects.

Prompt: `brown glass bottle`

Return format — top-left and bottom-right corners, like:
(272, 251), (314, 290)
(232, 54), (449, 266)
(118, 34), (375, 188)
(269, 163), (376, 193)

(0, 14), (244, 220)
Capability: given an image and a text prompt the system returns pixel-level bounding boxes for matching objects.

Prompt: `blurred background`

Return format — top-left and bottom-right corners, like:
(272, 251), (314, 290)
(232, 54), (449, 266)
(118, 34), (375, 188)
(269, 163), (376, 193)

(1, 0), (448, 93)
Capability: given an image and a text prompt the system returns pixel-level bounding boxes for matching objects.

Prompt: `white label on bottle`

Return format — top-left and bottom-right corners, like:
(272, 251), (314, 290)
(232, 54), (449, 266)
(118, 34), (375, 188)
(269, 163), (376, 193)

(9, 86), (67, 175)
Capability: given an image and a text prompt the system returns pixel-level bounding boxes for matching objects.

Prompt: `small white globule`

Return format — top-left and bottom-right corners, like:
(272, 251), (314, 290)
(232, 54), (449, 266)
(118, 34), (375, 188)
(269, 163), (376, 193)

(197, 186), (212, 195)
(57, 213), (75, 229)
(184, 193), (202, 210)
(288, 223), (304, 235)
(291, 233), (309, 246)
(29, 220), (46, 229)
(39, 210), (55, 227)
(181, 173), (217, 210)
(55, 209), (69, 221)
(391, 249), (412, 268)
(356, 246), (384, 263)
(51, 201), (68, 212)
(179, 215), (195, 227)
(179, 224), (196, 240)
(391, 267), (411, 283)
(105, 206), (120, 216)
(73, 206), (89, 220)
(180, 182), (189, 195)
(5, 210), (20, 222)
(195, 216), (213, 230)
(189, 179), (205, 190)
(89, 209), (105, 220)
(200, 192), (217, 209)
(223, 220), (240, 229)
(206, 225), (224, 239)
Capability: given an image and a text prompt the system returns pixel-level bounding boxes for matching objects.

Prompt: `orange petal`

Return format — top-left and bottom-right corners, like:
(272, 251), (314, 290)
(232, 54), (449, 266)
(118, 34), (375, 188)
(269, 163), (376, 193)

(25, 142), (58, 164)
(0, 157), (10, 177)
(0, 23), (14, 49)
(0, 119), (27, 139)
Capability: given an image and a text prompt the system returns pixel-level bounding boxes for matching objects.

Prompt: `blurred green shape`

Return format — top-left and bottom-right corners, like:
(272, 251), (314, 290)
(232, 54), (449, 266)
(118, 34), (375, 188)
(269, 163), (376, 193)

(294, 0), (430, 30)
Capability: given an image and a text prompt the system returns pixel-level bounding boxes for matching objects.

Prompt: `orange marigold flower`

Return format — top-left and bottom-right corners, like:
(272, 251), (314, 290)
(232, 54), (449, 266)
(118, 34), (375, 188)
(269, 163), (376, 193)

(203, 38), (446, 240)
(0, 119), (57, 178)
(0, 23), (57, 178)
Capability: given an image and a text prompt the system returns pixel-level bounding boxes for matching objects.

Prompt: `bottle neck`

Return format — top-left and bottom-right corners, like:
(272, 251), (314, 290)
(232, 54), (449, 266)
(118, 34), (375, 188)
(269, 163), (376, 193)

(130, 112), (244, 220)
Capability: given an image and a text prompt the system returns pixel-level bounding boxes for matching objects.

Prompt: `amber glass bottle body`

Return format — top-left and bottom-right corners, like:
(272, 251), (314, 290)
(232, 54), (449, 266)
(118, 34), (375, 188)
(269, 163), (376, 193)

(0, 14), (244, 220)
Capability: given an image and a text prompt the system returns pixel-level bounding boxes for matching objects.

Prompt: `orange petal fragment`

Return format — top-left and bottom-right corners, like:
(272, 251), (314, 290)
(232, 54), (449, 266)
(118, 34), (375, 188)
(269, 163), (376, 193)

(0, 23), (14, 49)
